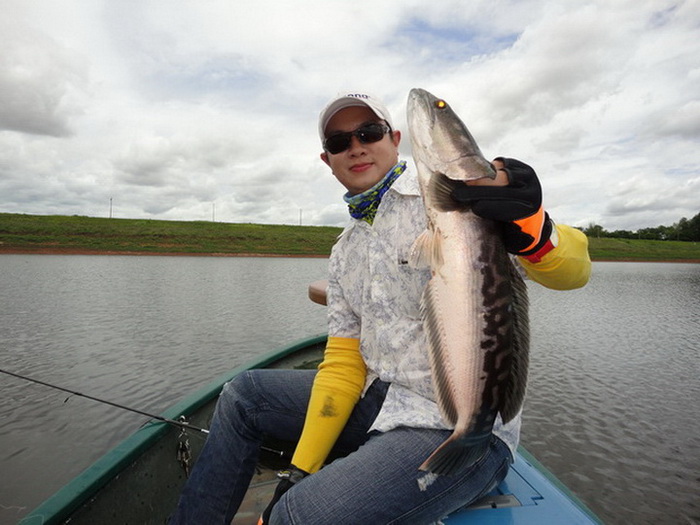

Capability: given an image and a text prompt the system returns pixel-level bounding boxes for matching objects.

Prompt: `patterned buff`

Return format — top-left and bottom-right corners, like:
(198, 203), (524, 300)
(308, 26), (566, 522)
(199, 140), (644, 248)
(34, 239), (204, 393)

(343, 161), (407, 225)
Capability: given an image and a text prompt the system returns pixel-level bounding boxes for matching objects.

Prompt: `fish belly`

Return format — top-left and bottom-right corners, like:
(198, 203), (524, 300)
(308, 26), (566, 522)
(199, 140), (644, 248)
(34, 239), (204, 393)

(420, 211), (518, 475)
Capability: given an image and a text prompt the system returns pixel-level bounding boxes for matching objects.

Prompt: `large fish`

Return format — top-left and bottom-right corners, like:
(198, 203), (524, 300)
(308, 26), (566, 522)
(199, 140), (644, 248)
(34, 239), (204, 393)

(407, 88), (529, 476)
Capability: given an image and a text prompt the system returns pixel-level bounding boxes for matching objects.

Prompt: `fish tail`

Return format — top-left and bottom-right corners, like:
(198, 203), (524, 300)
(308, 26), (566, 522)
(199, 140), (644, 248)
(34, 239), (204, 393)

(419, 431), (491, 476)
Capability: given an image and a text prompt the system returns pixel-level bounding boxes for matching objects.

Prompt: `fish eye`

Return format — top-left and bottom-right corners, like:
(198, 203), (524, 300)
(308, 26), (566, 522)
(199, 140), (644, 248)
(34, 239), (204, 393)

(435, 99), (447, 109)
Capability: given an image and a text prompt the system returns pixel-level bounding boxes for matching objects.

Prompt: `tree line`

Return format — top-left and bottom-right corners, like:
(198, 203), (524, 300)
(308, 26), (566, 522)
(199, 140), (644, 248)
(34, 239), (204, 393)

(582, 212), (700, 241)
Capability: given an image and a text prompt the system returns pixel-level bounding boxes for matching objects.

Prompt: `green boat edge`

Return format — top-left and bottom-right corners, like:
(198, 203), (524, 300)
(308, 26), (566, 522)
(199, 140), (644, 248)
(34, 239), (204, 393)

(21, 333), (603, 525)
(20, 334), (327, 525)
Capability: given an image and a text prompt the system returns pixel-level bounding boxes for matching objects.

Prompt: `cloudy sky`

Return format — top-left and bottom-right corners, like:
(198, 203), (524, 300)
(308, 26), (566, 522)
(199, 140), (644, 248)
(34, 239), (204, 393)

(1, 0), (698, 230)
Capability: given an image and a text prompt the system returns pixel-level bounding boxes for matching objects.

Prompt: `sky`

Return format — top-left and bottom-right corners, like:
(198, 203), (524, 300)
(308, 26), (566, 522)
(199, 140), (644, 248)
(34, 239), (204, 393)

(1, 0), (698, 231)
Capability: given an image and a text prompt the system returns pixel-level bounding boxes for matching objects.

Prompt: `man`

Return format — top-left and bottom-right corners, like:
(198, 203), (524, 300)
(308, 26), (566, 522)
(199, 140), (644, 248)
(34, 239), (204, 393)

(169, 92), (590, 524)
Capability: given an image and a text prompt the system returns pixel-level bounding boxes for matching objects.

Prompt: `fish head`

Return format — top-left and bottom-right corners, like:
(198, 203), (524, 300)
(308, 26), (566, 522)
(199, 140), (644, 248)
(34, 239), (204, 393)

(407, 88), (495, 184)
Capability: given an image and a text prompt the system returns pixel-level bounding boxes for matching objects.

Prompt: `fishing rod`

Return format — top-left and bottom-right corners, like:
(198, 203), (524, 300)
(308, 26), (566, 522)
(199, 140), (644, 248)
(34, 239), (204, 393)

(0, 367), (209, 435)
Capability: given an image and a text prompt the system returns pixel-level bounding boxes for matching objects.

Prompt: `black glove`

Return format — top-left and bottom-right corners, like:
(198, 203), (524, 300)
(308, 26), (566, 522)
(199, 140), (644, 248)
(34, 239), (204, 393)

(451, 157), (553, 257)
(258, 465), (308, 524)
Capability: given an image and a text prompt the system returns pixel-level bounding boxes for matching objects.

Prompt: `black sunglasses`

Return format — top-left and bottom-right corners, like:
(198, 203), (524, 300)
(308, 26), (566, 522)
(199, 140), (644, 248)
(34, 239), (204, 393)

(324, 123), (391, 155)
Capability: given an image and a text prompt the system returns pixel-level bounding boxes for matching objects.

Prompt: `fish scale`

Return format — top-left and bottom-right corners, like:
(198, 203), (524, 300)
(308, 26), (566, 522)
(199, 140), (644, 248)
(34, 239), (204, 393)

(407, 88), (530, 476)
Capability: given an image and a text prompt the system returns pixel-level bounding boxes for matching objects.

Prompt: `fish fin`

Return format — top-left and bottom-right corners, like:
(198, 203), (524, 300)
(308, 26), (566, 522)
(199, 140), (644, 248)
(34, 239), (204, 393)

(428, 173), (466, 213)
(409, 229), (444, 269)
(421, 280), (458, 425)
(409, 230), (433, 269)
(499, 263), (530, 422)
(419, 431), (490, 476)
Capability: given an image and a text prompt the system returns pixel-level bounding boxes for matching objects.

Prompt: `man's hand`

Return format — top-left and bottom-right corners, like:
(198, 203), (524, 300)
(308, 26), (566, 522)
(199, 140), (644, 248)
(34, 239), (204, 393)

(258, 465), (308, 524)
(451, 157), (554, 259)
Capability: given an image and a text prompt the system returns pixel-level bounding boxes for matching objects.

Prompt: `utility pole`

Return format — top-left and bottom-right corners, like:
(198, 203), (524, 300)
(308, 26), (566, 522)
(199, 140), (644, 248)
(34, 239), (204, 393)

(109, 198), (113, 219)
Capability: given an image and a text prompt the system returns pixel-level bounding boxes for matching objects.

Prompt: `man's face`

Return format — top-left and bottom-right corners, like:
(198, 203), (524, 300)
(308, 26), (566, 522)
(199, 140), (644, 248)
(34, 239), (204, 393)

(320, 106), (401, 195)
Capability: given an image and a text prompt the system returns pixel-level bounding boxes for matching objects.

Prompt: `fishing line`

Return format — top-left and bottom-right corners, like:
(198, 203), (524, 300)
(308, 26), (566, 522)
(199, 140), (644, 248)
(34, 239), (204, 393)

(0, 367), (209, 435)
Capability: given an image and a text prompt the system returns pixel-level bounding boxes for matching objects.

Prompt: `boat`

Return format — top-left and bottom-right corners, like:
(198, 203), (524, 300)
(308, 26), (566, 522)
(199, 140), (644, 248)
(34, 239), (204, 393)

(21, 284), (603, 524)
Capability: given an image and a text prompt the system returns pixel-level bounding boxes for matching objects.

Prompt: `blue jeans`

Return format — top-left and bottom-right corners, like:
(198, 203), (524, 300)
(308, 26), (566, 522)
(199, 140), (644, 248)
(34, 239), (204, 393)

(168, 369), (510, 525)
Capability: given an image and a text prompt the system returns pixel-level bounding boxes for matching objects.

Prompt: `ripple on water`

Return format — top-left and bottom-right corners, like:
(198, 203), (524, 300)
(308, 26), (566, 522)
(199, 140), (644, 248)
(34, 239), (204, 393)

(2, 258), (699, 525)
(522, 264), (700, 525)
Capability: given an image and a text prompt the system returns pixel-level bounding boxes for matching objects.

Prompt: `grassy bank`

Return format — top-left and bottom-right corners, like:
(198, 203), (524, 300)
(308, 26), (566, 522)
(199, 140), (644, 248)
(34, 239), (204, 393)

(1, 213), (698, 261)
(0, 213), (342, 256)
(586, 236), (699, 262)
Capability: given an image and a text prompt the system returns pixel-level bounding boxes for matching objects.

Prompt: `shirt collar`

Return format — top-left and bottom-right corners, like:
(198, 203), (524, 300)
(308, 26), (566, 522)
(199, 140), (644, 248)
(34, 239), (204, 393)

(387, 163), (420, 197)
(341, 162), (420, 232)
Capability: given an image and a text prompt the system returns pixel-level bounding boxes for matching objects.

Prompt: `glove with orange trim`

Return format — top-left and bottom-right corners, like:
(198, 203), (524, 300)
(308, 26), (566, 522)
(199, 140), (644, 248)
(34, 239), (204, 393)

(450, 157), (555, 262)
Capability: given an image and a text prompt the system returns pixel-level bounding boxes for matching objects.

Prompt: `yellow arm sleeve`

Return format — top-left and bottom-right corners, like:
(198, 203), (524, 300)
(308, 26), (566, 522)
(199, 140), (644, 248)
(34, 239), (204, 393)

(290, 336), (367, 474)
(518, 223), (591, 290)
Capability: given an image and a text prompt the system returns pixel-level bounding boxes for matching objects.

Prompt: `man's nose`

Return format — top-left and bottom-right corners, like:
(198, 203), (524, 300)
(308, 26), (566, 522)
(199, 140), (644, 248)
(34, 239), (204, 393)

(347, 135), (365, 154)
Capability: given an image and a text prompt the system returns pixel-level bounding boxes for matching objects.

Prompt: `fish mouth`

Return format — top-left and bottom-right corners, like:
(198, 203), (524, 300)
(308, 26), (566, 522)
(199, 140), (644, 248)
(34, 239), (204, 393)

(407, 89), (436, 129)
(408, 88), (495, 182)
(406, 90), (439, 159)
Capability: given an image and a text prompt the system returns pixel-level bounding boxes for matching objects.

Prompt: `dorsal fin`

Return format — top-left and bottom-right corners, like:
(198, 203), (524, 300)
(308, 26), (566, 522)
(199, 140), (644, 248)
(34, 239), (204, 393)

(498, 262), (530, 422)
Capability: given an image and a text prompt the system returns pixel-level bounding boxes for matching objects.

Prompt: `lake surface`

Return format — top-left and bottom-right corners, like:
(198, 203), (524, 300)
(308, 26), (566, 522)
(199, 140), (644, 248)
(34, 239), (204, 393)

(0, 256), (698, 525)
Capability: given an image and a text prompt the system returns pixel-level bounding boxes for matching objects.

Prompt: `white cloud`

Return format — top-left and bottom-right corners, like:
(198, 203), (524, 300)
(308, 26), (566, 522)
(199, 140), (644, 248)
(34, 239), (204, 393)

(0, 0), (697, 230)
(0, 7), (88, 136)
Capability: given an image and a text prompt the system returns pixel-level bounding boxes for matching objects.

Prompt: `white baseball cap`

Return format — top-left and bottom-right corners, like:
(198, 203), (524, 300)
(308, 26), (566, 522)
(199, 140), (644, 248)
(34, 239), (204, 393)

(318, 92), (394, 141)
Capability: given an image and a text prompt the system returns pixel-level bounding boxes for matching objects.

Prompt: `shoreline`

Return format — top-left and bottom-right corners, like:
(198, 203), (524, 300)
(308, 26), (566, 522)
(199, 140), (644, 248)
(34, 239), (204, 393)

(1, 247), (697, 263)
(590, 258), (699, 263)
(0, 247), (329, 258)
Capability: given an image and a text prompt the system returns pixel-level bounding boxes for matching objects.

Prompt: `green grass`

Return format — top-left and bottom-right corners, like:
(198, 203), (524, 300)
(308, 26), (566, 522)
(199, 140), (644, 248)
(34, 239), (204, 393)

(586, 236), (700, 261)
(1, 213), (698, 261)
(0, 213), (342, 256)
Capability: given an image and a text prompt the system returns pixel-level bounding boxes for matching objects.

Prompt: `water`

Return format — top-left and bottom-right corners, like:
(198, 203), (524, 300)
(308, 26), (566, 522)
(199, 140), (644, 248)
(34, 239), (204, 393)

(0, 256), (698, 524)
(522, 262), (700, 524)
(0, 255), (329, 524)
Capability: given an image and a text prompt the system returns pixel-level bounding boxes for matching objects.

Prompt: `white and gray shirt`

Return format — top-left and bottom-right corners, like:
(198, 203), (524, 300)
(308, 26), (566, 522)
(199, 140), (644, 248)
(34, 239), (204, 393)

(326, 167), (521, 460)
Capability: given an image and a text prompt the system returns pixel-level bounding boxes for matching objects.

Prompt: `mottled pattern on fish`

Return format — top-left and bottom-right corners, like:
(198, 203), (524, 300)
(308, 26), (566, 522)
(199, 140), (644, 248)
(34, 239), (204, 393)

(407, 88), (530, 476)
